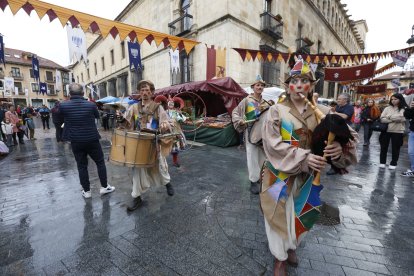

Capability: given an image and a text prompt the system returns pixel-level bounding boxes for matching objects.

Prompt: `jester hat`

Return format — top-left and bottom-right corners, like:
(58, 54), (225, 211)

(284, 58), (317, 84)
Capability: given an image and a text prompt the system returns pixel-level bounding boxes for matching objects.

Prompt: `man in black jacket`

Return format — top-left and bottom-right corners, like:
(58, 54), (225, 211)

(59, 83), (115, 198)
(403, 99), (414, 177)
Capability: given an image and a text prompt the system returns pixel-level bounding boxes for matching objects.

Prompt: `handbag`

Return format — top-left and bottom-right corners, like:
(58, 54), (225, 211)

(371, 120), (388, 132)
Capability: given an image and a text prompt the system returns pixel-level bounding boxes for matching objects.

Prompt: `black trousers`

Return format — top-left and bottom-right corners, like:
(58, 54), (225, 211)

(71, 141), (107, 191)
(379, 132), (404, 166)
(363, 122), (373, 144)
(102, 118), (109, 130)
(41, 118), (50, 129)
(54, 123), (63, 142)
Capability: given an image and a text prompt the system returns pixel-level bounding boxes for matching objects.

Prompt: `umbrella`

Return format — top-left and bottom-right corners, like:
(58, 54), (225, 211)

(96, 96), (120, 103)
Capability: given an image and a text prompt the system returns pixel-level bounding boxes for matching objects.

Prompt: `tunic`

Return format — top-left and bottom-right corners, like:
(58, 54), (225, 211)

(232, 95), (271, 182)
(261, 99), (358, 260)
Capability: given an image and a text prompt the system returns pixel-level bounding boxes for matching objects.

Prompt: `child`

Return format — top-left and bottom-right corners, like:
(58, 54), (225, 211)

(1, 118), (14, 147)
(25, 114), (36, 140)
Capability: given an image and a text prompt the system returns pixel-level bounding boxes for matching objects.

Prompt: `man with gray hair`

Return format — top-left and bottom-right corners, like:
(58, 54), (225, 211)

(59, 83), (115, 198)
(327, 92), (355, 175)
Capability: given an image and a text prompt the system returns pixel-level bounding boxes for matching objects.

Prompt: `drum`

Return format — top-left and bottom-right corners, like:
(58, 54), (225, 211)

(110, 129), (157, 167)
(248, 108), (269, 145)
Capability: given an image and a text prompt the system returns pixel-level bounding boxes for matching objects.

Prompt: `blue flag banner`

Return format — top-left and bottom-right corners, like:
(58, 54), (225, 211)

(40, 82), (47, 95)
(32, 56), (40, 81)
(0, 35), (5, 66)
(127, 42), (142, 70)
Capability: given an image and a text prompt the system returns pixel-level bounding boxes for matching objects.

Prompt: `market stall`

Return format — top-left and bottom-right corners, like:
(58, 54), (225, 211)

(154, 77), (246, 147)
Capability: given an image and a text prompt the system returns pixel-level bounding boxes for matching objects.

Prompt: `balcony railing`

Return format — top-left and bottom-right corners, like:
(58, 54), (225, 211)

(168, 13), (193, 36)
(260, 12), (283, 41)
(296, 38), (313, 55)
(10, 71), (24, 80)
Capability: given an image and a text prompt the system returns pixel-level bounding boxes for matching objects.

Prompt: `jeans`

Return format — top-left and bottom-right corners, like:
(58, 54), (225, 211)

(379, 132), (404, 166)
(408, 132), (414, 171)
(363, 122), (373, 144)
(42, 118), (50, 129)
(71, 140), (108, 191)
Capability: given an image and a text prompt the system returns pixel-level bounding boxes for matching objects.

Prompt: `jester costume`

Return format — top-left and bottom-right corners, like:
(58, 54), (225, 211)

(261, 98), (358, 262)
(232, 93), (271, 192)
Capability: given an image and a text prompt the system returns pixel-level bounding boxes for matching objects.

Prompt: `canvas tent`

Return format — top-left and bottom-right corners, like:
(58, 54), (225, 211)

(154, 77), (246, 147)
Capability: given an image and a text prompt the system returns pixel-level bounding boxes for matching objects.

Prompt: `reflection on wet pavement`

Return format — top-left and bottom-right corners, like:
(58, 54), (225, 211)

(0, 131), (414, 275)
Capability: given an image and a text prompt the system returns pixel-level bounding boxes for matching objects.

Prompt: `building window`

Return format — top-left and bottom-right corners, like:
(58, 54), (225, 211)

(259, 45), (280, 87)
(264, 0), (272, 12)
(11, 67), (22, 78)
(45, 71), (54, 82)
(110, 49), (114, 65)
(317, 40), (322, 54)
(62, 72), (69, 84)
(29, 69), (34, 78)
(81, 73), (84, 83)
(14, 82), (23, 95)
(101, 57), (105, 71)
(77, 76), (79, 83)
(121, 41), (125, 59)
(94, 62), (97, 75)
(47, 84), (55, 94)
(297, 22), (303, 39)
(171, 51), (192, 85)
(87, 69), (90, 80)
(31, 83), (39, 92)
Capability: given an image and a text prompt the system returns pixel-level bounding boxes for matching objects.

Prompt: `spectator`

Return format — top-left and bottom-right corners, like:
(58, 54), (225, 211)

(402, 99), (414, 176)
(1, 118), (13, 147)
(379, 93), (407, 170)
(5, 105), (24, 145)
(352, 100), (363, 132)
(101, 107), (110, 131)
(51, 101), (64, 142)
(0, 104), (6, 141)
(24, 114), (36, 140)
(361, 99), (381, 146)
(59, 83), (115, 199)
(39, 104), (51, 130)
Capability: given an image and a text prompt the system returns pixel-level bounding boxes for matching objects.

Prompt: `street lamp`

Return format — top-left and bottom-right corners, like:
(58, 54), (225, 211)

(407, 25), (414, 45)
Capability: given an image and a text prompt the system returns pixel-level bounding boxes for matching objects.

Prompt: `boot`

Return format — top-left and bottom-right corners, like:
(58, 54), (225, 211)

(273, 259), (286, 276)
(166, 183), (174, 196)
(126, 196), (143, 212)
(287, 249), (298, 267)
(250, 181), (260, 194)
(19, 139), (25, 144)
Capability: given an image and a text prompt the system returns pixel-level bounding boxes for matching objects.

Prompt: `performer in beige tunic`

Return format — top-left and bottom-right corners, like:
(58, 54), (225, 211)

(260, 60), (358, 275)
(124, 80), (174, 211)
(232, 76), (272, 194)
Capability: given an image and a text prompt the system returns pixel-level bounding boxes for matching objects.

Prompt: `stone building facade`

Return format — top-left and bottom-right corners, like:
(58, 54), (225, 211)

(72, 0), (367, 99)
(0, 48), (70, 107)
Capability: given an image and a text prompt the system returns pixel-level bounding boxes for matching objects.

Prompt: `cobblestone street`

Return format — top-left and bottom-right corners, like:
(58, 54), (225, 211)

(0, 124), (413, 275)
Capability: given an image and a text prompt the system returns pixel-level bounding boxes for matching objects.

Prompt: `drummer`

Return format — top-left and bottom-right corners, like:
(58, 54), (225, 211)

(232, 75), (272, 194)
(124, 80), (174, 212)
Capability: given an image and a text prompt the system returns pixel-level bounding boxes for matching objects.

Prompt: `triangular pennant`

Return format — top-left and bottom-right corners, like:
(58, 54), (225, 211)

(97, 22), (114, 38)
(21, 2), (34, 15)
(7, 0), (24, 15)
(168, 39), (180, 51)
(250, 50), (258, 61)
(52, 9), (72, 27)
(246, 51), (252, 61)
(267, 53), (273, 62)
(256, 52), (263, 61)
(109, 26), (119, 39)
(152, 34), (165, 47)
(32, 3), (49, 19)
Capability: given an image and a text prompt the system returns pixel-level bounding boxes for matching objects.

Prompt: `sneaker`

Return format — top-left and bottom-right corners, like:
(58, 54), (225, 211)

(401, 170), (414, 177)
(82, 190), (92, 198)
(388, 165), (396, 170)
(379, 164), (386, 168)
(100, 184), (115, 195)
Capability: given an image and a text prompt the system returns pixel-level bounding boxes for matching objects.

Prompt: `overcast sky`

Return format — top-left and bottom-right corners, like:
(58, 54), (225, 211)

(0, 0), (413, 68)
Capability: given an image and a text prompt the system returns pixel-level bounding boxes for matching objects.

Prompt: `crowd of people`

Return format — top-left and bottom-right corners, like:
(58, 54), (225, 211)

(2, 69), (414, 275)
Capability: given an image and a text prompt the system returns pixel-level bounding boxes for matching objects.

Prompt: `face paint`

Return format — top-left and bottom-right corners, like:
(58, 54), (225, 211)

(289, 77), (312, 94)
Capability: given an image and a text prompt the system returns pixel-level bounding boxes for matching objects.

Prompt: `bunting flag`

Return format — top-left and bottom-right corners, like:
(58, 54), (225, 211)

(0, 35), (5, 66)
(39, 82), (47, 95)
(32, 55), (40, 82)
(356, 83), (387, 94)
(127, 41), (142, 70)
(0, 0), (199, 53)
(169, 48), (180, 73)
(232, 46), (414, 65)
(206, 45), (226, 80)
(66, 24), (87, 63)
(391, 78), (400, 88)
(4, 77), (14, 96)
(374, 62), (396, 76)
(324, 61), (377, 82)
(55, 70), (62, 91)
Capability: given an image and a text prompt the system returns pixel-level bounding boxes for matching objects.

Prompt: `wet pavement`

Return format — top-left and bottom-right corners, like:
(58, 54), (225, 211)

(1, 125), (414, 276)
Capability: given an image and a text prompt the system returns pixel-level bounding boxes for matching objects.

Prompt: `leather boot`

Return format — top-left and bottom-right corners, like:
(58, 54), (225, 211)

(273, 259), (286, 276)
(126, 196), (143, 212)
(250, 181), (260, 194)
(166, 183), (174, 196)
(287, 249), (298, 267)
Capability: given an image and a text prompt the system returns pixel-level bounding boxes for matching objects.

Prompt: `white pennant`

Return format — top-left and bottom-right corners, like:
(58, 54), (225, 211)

(169, 49), (180, 73)
(66, 25), (88, 64)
